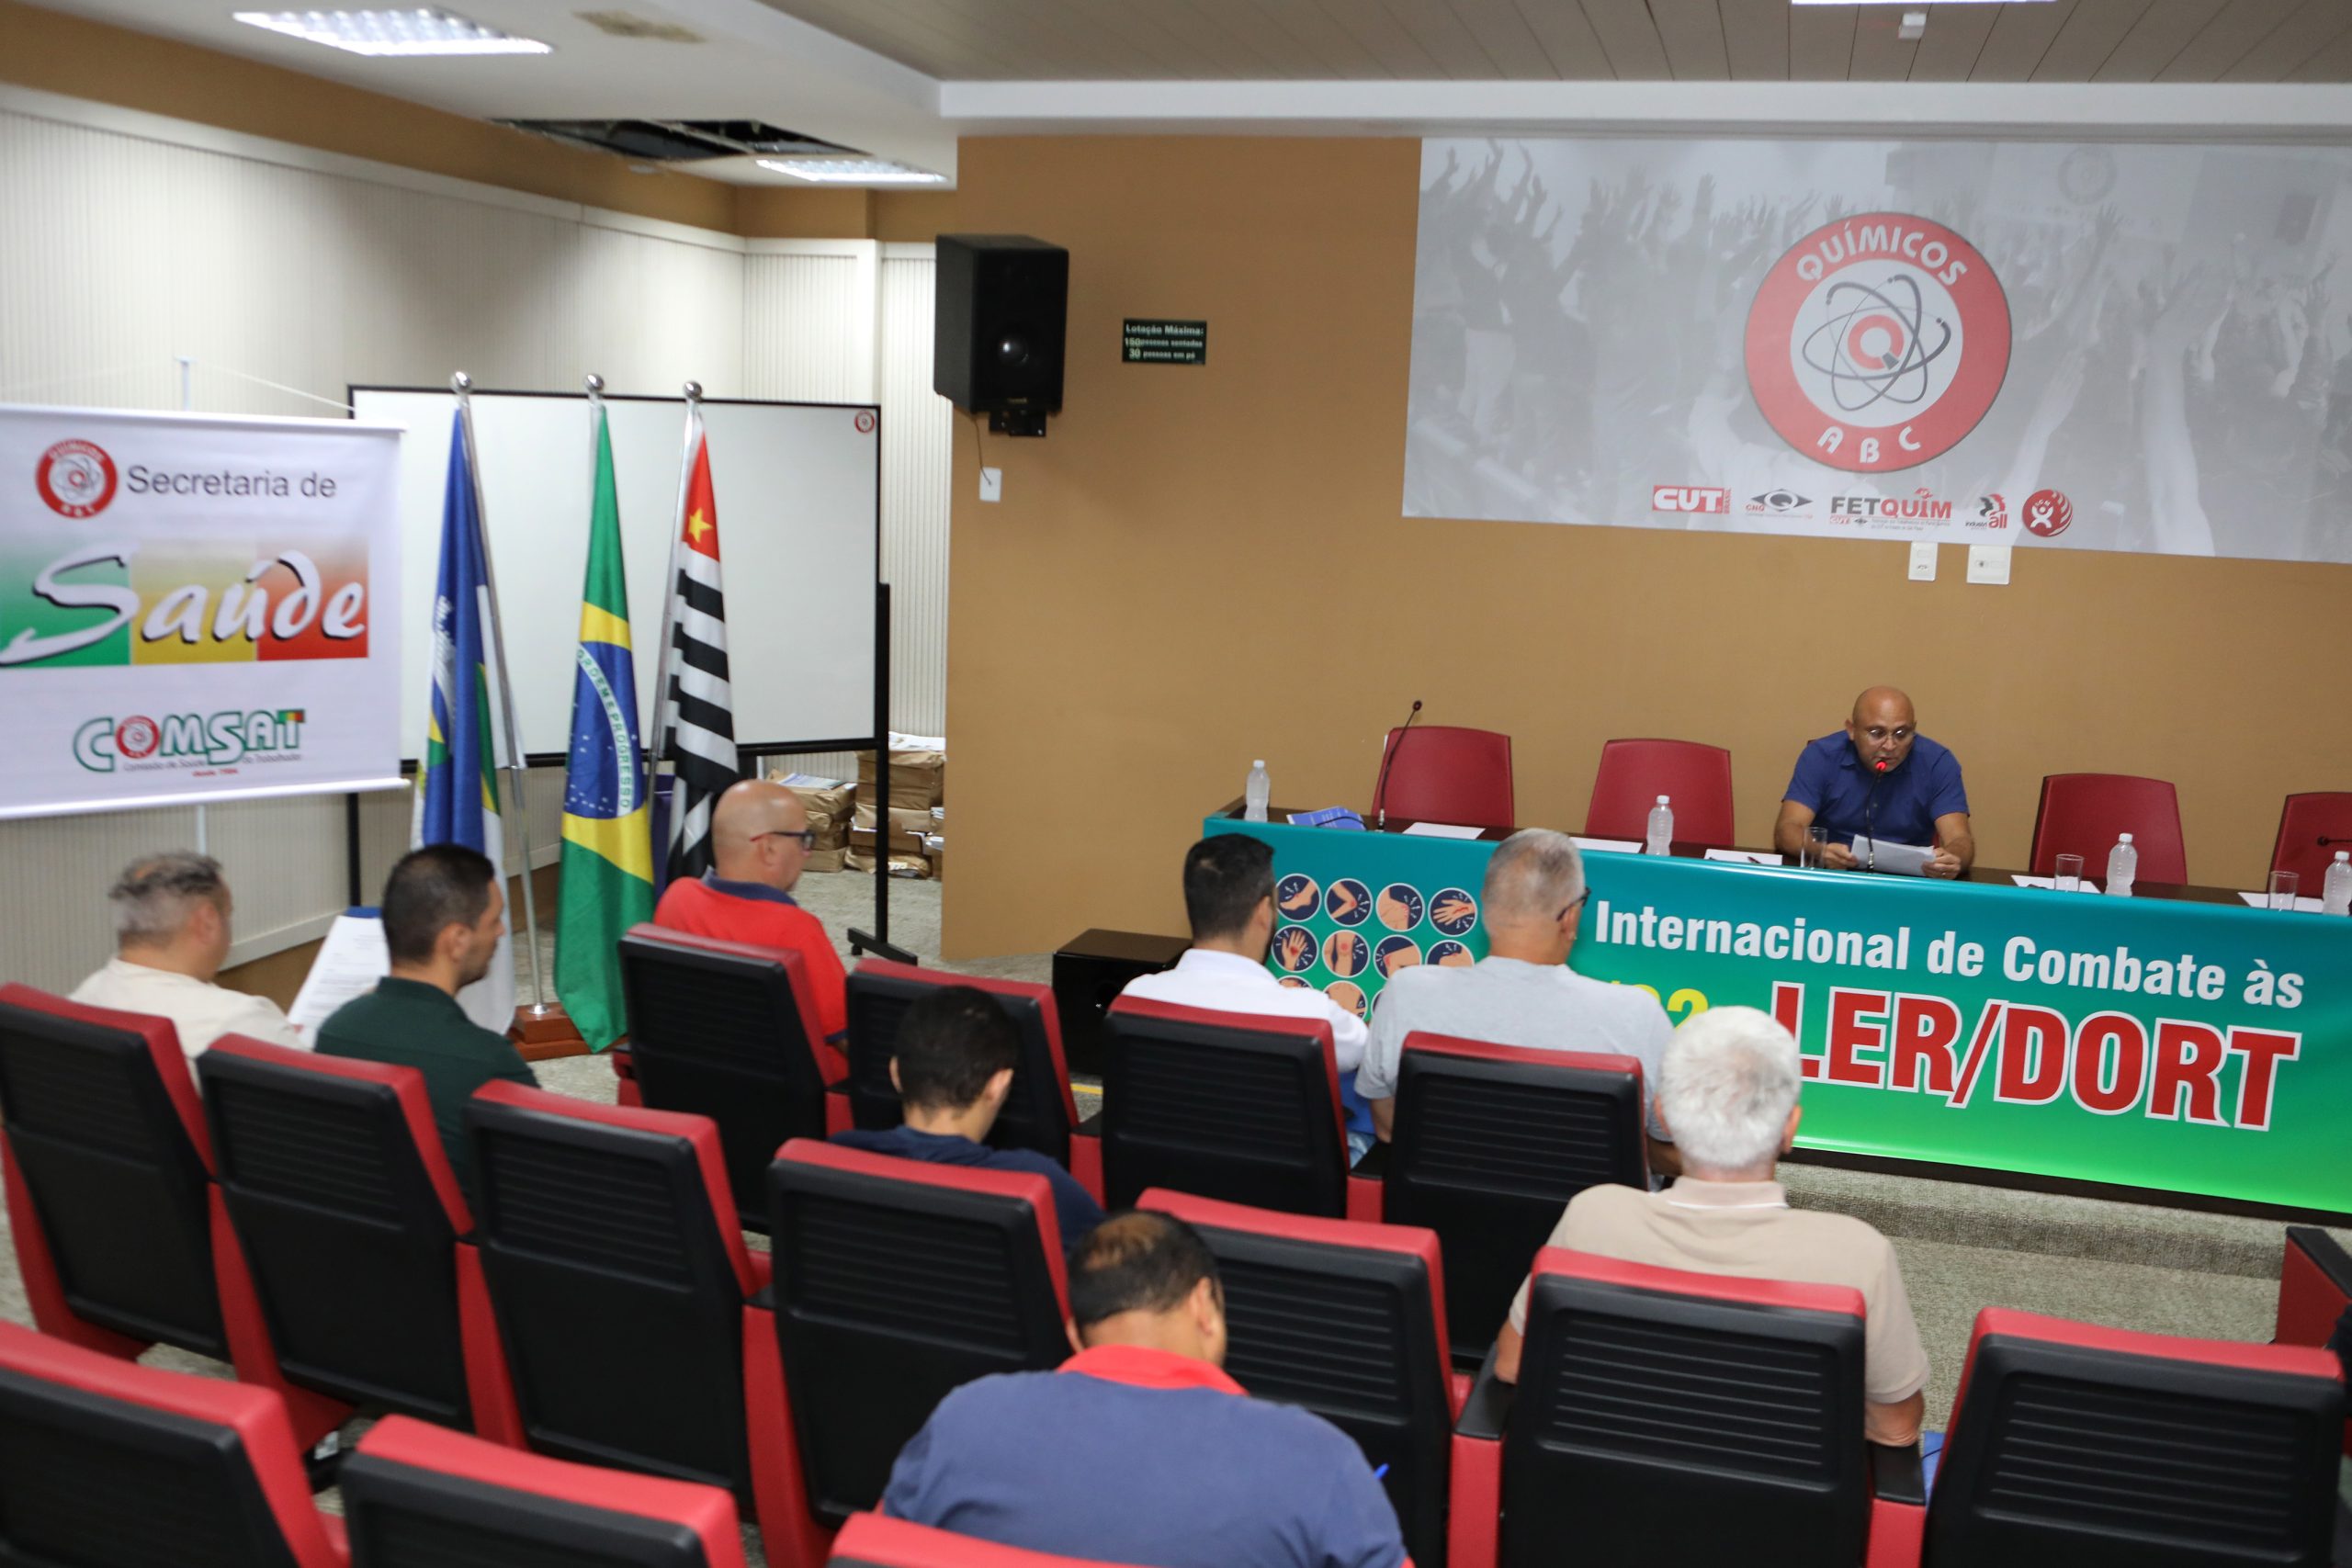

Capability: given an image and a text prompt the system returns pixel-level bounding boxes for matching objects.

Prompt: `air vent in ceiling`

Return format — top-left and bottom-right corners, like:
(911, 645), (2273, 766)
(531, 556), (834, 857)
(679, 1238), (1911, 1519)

(574, 10), (703, 43)
(495, 119), (852, 162)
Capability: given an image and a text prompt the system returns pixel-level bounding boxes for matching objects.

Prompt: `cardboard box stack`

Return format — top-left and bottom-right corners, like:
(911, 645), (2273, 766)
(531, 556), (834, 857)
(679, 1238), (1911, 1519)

(769, 769), (854, 873)
(849, 735), (945, 877)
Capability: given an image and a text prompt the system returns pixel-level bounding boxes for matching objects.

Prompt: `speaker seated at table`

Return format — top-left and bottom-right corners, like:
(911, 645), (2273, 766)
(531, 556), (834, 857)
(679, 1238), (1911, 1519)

(0, 1318), (347, 1568)
(341, 1414), (750, 1568)
(1382, 1033), (1647, 1366)
(828, 1513), (1136, 1568)
(198, 1036), (521, 1447)
(2028, 773), (2188, 884)
(843, 960), (1096, 1192)
(1586, 738), (1736, 846)
(1138, 1189), (1460, 1568)
(0, 983), (225, 1362)
(1925, 1308), (2344, 1568)
(1448, 1248), (1926, 1568)
(753, 1141), (1072, 1568)
(618, 924), (843, 1232)
(1099, 997), (1380, 1220)
(1374, 725), (1514, 829)
(463, 1083), (773, 1509)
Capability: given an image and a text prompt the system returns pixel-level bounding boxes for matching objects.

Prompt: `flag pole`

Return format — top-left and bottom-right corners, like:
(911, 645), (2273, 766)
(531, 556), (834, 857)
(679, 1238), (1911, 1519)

(648, 381), (701, 880)
(451, 370), (550, 1017)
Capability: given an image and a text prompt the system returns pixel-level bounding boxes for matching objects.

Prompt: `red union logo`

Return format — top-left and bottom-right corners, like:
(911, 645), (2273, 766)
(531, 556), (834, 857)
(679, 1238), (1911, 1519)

(1651, 485), (1729, 514)
(2022, 489), (2073, 537)
(1745, 214), (2010, 474)
(36, 439), (119, 518)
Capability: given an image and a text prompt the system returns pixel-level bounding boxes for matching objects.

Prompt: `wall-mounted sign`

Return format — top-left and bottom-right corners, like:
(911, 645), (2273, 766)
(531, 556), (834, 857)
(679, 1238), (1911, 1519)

(1123, 320), (1206, 366)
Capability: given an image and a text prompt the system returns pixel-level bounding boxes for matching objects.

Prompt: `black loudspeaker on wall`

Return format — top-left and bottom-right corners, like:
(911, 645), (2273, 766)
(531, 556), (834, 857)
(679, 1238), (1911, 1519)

(933, 234), (1069, 437)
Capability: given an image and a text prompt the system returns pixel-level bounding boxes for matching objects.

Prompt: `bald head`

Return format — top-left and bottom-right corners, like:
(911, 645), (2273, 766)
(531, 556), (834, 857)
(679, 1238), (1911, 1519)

(710, 779), (810, 890)
(1846, 687), (1919, 773)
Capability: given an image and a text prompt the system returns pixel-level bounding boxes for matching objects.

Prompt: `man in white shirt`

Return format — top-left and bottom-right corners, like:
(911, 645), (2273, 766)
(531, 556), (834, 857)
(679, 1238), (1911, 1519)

(1355, 829), (1678, 1175)
(1119, 834), (1377, 1157)
(72, 852), (306, 1066)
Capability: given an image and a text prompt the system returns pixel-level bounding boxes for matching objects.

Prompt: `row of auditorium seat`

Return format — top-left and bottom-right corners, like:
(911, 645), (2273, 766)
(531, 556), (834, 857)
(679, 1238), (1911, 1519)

(1390, 728), (2352, 887)
(6, 974), (2352, 1565)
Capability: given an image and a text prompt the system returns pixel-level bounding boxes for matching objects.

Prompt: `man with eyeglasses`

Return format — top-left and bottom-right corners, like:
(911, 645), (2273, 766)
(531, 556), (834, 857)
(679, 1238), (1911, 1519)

(652, 777), (848, 1043)
(1773, 686), (1973, 877)
(1352, 829), (1679, 1176)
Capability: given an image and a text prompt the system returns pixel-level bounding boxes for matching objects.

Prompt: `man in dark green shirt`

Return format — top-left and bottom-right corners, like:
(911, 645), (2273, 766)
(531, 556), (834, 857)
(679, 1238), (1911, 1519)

(317, 843), (536, 1199)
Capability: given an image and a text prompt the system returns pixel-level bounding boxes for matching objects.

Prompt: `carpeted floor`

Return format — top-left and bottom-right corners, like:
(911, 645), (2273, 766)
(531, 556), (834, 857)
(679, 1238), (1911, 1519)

(6, 867), (2342, 1562)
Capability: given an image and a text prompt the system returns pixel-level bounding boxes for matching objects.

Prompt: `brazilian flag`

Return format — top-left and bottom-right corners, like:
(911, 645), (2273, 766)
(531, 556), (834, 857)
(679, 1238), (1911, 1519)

(553, 403), (654, 1048)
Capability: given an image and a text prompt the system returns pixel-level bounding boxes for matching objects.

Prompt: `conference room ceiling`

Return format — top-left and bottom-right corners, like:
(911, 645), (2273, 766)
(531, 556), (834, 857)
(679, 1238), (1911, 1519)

(753, 0), (2352, 84)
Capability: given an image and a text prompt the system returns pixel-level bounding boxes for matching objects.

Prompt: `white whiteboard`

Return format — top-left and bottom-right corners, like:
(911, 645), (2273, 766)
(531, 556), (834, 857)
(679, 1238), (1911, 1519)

(354, 388), (877, 761)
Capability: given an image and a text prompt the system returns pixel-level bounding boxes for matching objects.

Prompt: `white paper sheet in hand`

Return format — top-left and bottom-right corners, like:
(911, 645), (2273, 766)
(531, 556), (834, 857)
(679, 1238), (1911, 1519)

(1849, 837), (1933, 876)
(1402, 821), (1485, 840)
(1570, 836), (1642, 854)
(2236, 891), (2327, 913)
(288, 910), (390, 1034)
(1703, 849), (1784, 865)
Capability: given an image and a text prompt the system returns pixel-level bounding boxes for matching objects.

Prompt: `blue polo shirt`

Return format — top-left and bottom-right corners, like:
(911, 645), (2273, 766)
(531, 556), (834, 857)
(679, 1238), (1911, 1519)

(883, 1345), (1406, 1568)
(829, 1124), (1103, 1258)
(1784, 730), (1969, 849)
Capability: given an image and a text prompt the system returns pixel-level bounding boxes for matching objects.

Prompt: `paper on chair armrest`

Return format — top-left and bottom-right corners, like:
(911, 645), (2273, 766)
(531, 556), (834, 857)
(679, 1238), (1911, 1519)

(1703, 849), (1785, 865)
(2236, 890), (2327, 913)
(1570, 836), (1641, 854)
(1850, 837), (1933, 876)
(1402, 821), (1485, 840)
(288, 910), (390, 1033)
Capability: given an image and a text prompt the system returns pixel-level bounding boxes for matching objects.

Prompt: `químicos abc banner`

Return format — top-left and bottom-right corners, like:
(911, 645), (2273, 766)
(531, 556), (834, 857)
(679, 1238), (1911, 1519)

(0, 404), (405, 818)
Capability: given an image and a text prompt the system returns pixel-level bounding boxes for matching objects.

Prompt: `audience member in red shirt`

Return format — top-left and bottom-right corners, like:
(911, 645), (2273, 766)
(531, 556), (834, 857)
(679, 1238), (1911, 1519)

(653, 778), (848, 1043)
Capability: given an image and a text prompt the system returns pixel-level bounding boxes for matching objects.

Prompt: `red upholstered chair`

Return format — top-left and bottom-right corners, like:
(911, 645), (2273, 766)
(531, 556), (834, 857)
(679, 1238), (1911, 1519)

(618, 923), (845, 1231)
(1450, 1248), (1925, 1568)
(0, 983), (226, 1362)
(342, 1414), (750, 1568)
(829, 1514), (1141, 1568)
(1138, 1190), (1461, 1568)
(1099, 997), (1381, 1221)
(197, 1036), (521, 1448)
(460, 1085), (775, 1516)
(2268, 792), (2352, 891)
(1926, 1308), (2345, 1567)
(752, 1141), (1075, 1568)
(1374, 725), (1515, 829)
(2272, 1227), (2352, 1457)
(2028, 773), (2188, 884)
(1585, 738), (1736, 846)
(0, 1317), (347, 1568)
(843, 959), (1101, 1199)
(1384, 1033), (1648, 1365)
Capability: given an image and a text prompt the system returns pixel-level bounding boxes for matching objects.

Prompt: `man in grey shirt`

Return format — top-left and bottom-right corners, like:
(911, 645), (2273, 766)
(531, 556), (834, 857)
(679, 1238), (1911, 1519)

(1355, 829), (1679, 1176)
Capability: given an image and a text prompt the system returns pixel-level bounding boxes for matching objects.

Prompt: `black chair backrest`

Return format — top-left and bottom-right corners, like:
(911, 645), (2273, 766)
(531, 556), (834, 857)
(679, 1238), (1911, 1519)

(199, 1039), (470, 1424)
(844, 961), (1079, 1168)
(466, 1083), (759, 1499)
(1098, 998), (1346, 1214)
(1140, 1190), (1454, 1568)
(0, 985), (222, 1356)
(1383, 1033), (1647, 1363)
(1927, 1308), (2346, 1568)
(1507, 1249), (1871, 1568)
(618, 926), (830, 1232)
(768, 1141), (1070, 1527)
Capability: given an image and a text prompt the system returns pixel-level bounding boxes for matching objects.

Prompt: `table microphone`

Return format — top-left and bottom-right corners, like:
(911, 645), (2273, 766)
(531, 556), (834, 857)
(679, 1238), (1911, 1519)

(1863, 759), (1889, 872)
(1374, 699), (1423, 830)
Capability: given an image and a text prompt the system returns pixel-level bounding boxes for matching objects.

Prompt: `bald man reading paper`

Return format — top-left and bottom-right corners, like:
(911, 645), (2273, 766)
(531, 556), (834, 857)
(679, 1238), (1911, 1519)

(1772, 687), (1973, 878)
(652, 778), (849, 1043)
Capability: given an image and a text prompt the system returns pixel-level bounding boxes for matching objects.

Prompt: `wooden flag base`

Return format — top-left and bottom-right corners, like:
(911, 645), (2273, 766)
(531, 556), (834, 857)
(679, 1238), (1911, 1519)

(509, 1002), (590, 1061)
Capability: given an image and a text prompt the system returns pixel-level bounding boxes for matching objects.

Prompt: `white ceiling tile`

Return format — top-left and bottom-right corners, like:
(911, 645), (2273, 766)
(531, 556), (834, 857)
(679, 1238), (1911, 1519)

(1905, 2), (2000, 78)
(1789, 2), (1858, 79)
(1720, 0), (1792, 79)
(2090, 0), (2236, 79)
(1971, 0), (2085, 79)
(1579, 0), (1675, 76)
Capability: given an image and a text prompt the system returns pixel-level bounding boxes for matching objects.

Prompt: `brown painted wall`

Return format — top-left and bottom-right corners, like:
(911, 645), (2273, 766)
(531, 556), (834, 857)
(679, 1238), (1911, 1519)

(0, 0), (736, 231)
(938, 134), (2352, 959)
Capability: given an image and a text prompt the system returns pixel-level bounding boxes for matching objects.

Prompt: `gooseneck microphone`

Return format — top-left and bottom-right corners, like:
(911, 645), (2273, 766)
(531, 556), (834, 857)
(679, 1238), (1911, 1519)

(1374, 700), (1423, 831)
(1863, 759), (1890, 872)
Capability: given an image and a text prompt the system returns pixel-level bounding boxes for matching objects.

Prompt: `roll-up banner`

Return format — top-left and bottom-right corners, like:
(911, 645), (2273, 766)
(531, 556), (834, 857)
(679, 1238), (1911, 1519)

(0, 404), (405, 818)
(1406, 138), (2352, 564)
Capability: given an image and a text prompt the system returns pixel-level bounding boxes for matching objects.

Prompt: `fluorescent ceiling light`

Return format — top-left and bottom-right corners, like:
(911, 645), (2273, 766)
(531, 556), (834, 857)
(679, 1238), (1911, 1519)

(232, 9), (552, 55)
(757, 158), (946, 184)
(1792, 0), (2042, 5)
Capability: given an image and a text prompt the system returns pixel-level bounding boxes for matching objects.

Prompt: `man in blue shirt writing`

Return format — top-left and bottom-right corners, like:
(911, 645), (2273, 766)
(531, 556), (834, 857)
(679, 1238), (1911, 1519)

(1773, 686), (1974, 878)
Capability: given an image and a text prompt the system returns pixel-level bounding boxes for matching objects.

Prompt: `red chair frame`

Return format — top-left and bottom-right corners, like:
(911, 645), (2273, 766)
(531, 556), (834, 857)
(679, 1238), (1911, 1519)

(2028, 773), (2188, 884)
(829, 1513), (1143, 1567)
(1585, 738), (1736, 846)
(1375, 725), (1515, 830)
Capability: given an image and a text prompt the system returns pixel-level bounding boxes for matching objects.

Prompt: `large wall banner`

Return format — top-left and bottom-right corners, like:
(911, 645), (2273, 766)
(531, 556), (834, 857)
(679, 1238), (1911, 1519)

(1405, 138), (2352, 564)
(0, 405), (405, 818)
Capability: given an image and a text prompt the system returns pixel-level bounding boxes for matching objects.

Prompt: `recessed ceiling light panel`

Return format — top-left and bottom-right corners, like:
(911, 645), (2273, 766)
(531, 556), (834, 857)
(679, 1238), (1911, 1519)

(757, 158), (946, 185)
(232, 8), (553, 55)
(1792, 0), (2042, 6)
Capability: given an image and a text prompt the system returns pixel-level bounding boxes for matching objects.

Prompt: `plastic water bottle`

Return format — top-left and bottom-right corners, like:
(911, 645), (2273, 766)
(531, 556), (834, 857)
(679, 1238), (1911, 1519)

(1645, 795), (1674, 855)
(2105, 833), (2137, 898)
(2325, 851), (2352, 917)
(1244, 760), (1270, 823)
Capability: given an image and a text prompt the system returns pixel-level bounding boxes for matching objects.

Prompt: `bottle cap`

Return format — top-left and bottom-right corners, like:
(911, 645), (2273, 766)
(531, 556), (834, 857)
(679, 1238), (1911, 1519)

(1656, 795), (1669, 806)
(1252, 759), (1264, 769)
(2119, 833), (2133, 843)
(2337, 851), (2349, 863)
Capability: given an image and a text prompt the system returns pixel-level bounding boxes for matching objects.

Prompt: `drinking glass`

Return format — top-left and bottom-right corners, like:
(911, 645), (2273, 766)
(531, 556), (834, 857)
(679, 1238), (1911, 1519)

(1802, 826), (1830, 869)
(2268, 870), (2300, 911)
(2053, 853), (2084, 893)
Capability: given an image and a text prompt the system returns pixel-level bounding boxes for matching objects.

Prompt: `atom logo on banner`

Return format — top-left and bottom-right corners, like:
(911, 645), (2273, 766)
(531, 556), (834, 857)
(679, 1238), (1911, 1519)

(36, 440), (118, 518)
(1745, 214), (2011, 474)
(2023, 489), (2074, 537)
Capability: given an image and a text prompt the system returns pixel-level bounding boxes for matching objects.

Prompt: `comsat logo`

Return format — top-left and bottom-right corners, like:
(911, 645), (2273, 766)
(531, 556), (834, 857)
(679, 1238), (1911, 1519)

(74, 709), (307, 773)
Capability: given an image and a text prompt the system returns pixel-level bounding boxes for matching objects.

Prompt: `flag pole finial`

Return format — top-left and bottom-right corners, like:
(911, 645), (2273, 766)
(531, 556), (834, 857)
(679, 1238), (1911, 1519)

(450, 371), (472, 400)
(683, 380), (703, 404)
(584, 373), (605, 398)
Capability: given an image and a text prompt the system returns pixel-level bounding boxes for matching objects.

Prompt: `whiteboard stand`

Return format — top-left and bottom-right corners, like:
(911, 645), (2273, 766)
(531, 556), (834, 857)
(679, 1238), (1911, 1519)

(848, 581), (918, 966)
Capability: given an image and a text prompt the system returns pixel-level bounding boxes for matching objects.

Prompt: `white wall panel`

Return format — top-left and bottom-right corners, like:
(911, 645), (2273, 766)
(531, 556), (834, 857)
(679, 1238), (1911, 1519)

(878, 251), (954, 739)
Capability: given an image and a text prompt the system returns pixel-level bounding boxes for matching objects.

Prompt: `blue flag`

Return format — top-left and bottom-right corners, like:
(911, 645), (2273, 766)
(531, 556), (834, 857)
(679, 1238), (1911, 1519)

(415, 410), (503, 856)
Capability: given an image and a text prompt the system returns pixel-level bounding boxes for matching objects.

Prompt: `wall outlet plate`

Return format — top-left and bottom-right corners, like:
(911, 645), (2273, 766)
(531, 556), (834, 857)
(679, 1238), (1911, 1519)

(1967, 544), (2011, 585)
(1908, 541), (1938, 581)
(978, 466), (1001, 503)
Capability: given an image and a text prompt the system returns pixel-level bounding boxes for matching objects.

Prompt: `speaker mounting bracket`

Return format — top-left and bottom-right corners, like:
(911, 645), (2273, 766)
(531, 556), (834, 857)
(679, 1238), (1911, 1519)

(988, 408), (1049, 438)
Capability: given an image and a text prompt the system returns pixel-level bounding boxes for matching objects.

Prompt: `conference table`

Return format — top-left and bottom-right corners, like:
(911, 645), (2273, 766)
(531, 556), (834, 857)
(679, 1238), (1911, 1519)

(1204, 804), (2352, 1219)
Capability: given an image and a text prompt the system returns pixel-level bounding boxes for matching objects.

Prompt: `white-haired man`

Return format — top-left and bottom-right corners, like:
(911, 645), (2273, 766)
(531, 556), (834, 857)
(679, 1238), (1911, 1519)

(72, 852), (306, 1064)
(1494, 1006), (1928, 1446)
(1354, 829), (1679, 1174)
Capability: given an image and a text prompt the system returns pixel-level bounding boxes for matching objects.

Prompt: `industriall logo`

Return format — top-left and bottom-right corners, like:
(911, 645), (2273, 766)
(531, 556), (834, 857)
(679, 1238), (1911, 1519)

(36, 439), (119, 519)
(1744, 213), (2012, 475)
